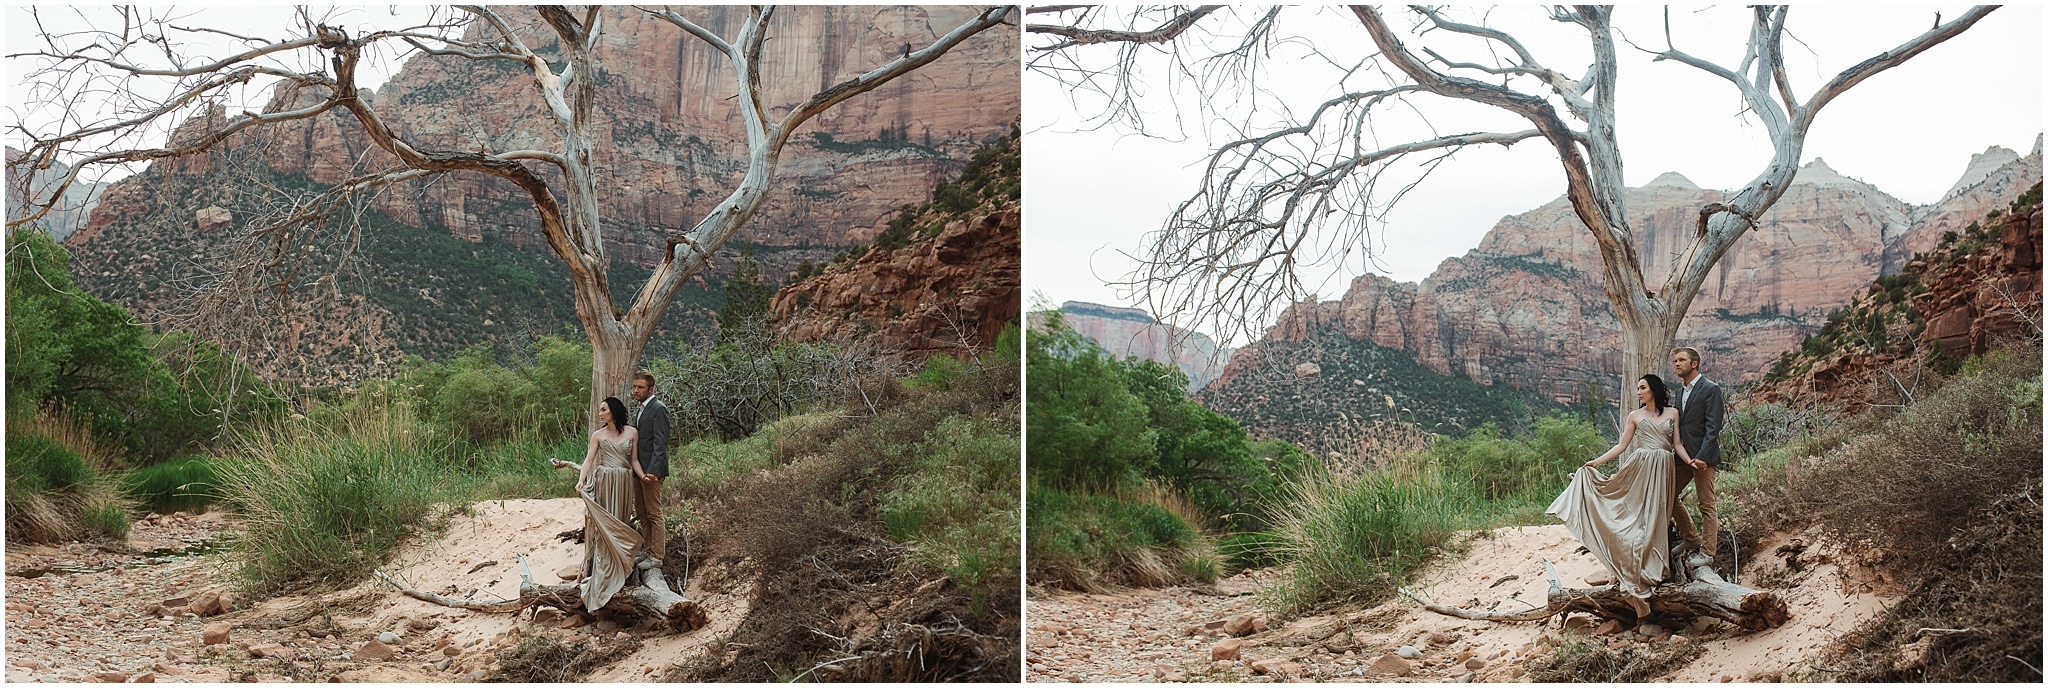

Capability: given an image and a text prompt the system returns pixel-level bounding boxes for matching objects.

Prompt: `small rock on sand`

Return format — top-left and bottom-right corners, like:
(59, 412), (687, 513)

(353, 640), (397, 661)
(200, 623), (231, 645)
(1368, 653), (1414, 677)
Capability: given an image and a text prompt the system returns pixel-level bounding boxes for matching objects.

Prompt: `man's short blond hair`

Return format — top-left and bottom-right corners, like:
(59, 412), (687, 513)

(633, 371), (656, 387)
(1671, 347), (1702, 365)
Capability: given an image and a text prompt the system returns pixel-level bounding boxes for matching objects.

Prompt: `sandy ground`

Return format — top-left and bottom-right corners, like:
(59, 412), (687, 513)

(1027, 523), (1898, 682)
(4, 498), (747, 683)
(276, 497), (750, 682)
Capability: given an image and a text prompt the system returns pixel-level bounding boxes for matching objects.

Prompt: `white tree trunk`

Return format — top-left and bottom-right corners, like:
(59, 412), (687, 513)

(1617, 312), (1685, 412)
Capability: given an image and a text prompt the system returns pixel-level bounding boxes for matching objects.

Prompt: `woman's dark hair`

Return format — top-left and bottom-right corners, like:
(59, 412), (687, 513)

(1640, 374), (1670, 413)
(601, 397), (629, 431)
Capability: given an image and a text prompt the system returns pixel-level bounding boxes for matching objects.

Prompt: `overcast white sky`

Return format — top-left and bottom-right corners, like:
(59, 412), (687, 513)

(1024, 5), (2044, 344)
(6, 5), (445, 179)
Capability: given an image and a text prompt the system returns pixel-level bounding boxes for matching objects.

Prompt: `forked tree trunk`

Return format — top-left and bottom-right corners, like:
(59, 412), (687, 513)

(585, 326), (650, 427)
(1617, 313), (1685, 410)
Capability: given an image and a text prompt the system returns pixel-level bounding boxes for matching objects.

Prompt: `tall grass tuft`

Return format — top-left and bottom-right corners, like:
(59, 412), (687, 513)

(123, 456), (220, 514)
(1268, 465), (1476, 614)
(1026, 483), (1207, 590)
(879, 414), (1021, 601)
(217, 397), (453, 593)
(6, 407), (137, 543)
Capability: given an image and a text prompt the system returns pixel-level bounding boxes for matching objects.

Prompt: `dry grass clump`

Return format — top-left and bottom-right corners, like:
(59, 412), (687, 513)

(5, 407), (136, 543)
(1526, 636), (1707, 682)
(489, 632), (642, 683)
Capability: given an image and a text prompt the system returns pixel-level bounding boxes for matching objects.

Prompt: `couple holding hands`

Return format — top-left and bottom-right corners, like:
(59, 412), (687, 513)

(548, 371), (672, 611)
(1548, 347), (1725, 617)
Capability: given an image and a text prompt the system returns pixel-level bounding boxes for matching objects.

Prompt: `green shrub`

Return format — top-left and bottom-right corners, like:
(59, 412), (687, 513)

(123, 455), (220, 513)
(1026, 484), (1207, 590)
(218, 399), (453, 593)
(1268, 466), (1477, 613)
(879, 415), (1020, 593)
(80, 497), (131, 537)
(1026, 313), (1158, 491)
(7, 431), (93, 494)
(906, 352), (966, 390)
(1425, 416), (1602, 509)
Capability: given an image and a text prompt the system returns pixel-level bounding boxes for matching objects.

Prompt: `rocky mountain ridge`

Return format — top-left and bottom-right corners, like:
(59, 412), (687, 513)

(1236, 139), (2041, 408)
(5, 148), (103, 241)
(56, 7), (1017, 387)
(1749, 182), (2042, 410)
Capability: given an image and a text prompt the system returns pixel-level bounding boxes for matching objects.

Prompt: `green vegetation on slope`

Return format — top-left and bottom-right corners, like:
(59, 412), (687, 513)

(1197, 325), (1568, 461)
(1027, 312), (1312, 589)
(665, 321), (1021, 681)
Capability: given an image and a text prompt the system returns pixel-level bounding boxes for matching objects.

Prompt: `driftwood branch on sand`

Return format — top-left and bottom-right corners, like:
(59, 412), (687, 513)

(1401, 540), (1790, 631)
(375, 554), (707, 632)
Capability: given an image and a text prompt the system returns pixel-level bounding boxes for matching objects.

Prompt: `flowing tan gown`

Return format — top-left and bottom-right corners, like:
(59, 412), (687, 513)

(1546, 414), (1678, 599)
(581, 436), (643, 611)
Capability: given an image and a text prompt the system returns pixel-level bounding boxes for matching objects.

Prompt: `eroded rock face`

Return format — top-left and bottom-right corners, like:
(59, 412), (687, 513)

(1047, 302), (1233, 391)
(1751, 198), (2042, 408)
(79, 7), (1018, 253)
(1229, 149), (2042, 405)
(769, 206), (1019, 357)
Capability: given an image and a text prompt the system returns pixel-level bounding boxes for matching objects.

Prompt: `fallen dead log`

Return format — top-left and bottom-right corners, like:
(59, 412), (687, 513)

(1401, 554), (1789, 631)
(375, 554), (707, 632)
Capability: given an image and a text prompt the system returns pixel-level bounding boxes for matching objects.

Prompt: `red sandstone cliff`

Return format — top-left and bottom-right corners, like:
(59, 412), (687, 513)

(1750, 184), (2041, 410)
(767, 129), (1019, 358)
(74, 6), (1018, 255)
(1231, 145), (2042, 404)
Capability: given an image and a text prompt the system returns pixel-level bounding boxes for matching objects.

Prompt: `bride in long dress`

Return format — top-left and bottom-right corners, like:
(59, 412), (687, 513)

(1547, 374), (1700, 617)
(548, 397), (650, 611)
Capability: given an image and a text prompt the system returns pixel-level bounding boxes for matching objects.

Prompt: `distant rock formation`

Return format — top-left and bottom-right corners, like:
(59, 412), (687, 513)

(1751, 183), (2041, 410)
(1227, 143), (2042, 408)
(1047, 302), (1232, 392)
(5, 148), (104, 241)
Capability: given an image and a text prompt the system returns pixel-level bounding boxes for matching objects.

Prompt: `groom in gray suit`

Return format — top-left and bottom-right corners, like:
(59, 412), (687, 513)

(1669, 347), (1724, 557)
(631, 371), (671, 563)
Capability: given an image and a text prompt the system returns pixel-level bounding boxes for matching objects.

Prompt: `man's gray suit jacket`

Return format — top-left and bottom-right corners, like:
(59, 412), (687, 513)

(635, 398), (671, 478)
(1675, 377), (1724, 468)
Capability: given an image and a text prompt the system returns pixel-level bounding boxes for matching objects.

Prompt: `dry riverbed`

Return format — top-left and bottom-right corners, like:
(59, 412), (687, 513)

(4, 499), (747, 683)
(1027, 524), (1898, 683)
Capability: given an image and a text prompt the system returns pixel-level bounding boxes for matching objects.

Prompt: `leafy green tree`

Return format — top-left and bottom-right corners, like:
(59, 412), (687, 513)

(1026, 313), (1156, 490)
(6, 230), (281, 462)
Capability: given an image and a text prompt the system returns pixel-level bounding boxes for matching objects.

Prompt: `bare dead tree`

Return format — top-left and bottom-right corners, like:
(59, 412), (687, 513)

(8, 5), (1016, 420)
(1029, 5), (1997, 402)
